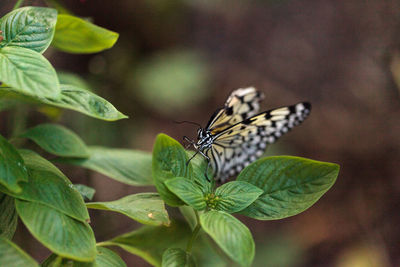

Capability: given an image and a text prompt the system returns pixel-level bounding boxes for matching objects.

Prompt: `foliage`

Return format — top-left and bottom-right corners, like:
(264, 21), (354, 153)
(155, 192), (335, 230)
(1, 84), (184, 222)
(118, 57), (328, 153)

(0, 2), (340, 267)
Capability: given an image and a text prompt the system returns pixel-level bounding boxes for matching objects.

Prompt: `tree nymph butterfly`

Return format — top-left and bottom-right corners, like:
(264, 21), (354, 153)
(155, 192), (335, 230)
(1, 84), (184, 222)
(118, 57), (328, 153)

(183, 87), (311, 183)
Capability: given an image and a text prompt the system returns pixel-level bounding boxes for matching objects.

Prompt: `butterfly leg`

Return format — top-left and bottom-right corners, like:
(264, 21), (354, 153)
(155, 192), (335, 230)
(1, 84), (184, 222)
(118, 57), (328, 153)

(186, 150), (199, 166)
(183, 136), (195, 149)
(198, 150), (211, 182)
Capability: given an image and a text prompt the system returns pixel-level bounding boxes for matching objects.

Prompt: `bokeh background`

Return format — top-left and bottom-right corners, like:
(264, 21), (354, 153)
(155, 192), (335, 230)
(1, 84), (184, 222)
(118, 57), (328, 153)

(2, 0), (400, 266)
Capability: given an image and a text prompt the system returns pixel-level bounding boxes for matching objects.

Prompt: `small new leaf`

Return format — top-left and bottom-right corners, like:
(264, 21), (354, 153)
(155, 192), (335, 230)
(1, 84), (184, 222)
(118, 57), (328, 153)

(214, 181), (263, 213)
(165, 177), (206, 211)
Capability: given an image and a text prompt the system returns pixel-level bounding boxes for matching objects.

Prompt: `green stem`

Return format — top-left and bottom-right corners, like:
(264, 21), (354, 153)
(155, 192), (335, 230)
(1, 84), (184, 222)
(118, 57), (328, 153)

(96, 241), (108, 247)
(12, 0), (24, 10)
(186, 210), (201, 253)
(8, 105), (28, 147)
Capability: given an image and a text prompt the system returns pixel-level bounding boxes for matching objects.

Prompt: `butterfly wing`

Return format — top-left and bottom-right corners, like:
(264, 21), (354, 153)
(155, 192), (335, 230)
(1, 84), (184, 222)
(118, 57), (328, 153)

(208, 102), (311, 181)
(205, 87), (264, 135)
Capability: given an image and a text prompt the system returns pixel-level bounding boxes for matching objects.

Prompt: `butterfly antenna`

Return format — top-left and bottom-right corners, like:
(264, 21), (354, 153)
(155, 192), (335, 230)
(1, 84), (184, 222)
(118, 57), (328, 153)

(173, 120), (202, 128)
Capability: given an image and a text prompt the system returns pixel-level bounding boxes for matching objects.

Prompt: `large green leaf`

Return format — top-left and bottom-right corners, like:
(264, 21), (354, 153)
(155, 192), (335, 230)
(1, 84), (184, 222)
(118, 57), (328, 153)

(20, 124), (90, 158)
(0, 46), (60, 98)
(42, 84), (127, 121)
(16, 200), (96, 261)
(200, 210), (255, 267)
(214, 181), (263, 213)
(0, 7), (57, 53)
(100, 220), (191, 267)
(0, 84), (126, 121)
(5, 150), (89, 222)
(0, 237), (38, 267)
(0, 193), (18, 239)
(165, 177), (206, 210)
(41, 247), (126, 267)
(237, 156), (339, 220)
(52, 14), (118, 54)
(161, 248), (195, 267)
(152, 134), (191, 207)
(57, 147), (153, 186)
(0, 134), (28, 193)
(87, 193), (170, 226)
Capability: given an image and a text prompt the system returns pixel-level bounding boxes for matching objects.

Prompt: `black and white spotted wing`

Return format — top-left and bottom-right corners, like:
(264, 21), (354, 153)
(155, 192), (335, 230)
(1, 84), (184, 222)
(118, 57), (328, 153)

(204, 102), (311, 182)
(206, 87), (264, 134)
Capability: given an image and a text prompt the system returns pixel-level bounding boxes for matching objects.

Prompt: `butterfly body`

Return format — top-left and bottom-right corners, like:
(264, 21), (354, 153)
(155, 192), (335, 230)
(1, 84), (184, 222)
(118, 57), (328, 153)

(189, 87), (311, 182)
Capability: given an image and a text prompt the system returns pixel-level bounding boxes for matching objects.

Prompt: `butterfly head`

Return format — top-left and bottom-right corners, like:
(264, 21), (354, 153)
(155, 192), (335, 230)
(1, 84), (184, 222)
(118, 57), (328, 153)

(194, 128), (214, 151)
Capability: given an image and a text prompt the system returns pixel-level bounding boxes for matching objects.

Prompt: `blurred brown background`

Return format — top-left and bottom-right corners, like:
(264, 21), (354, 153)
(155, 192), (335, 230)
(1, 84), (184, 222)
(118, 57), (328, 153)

(2, 0), (400, 266)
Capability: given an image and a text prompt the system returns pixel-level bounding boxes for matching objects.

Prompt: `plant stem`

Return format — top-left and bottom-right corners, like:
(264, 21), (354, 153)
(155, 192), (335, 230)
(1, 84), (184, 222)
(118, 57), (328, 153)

(186, 210), (201, 253)
(13, 0), (24, 10)
(8, 105), (27, 147)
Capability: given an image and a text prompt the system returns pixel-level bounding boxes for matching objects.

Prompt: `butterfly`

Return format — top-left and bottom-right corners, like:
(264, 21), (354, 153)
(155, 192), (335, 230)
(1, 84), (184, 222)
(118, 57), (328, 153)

(184, 87), (311, 182)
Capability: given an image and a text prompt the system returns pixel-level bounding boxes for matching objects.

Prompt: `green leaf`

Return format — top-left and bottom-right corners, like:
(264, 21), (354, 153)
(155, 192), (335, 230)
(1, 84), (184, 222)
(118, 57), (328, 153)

(42, 84), (127, 121)
(165, 177), (206, 210)
(237, 156), (339, 220)
(41, 247), (126, 267)
(56, 147), (153, 186)
(0, 7), (58, 53)
(161, 248), (195, 267)
(152, 134), (191, 207)
(0, 237), (39, 267)
(73, 184), (96, 201)
(0, 84), (126, 121)
(200, 210), (255, 267)
(0, 134), (28, 193)
(0, 193), (18, 239)
(186, 150), (212, 194)
(100, 220), (191, 267)
(0, 46), (60, 98)
(16, 200), (96, 261)
(52, 14), (118, 54)
(20, 124), (90, 158)
(87, 193), (170, 226)
(214, 181), (263, 213)
(5, 150), (90, 223)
